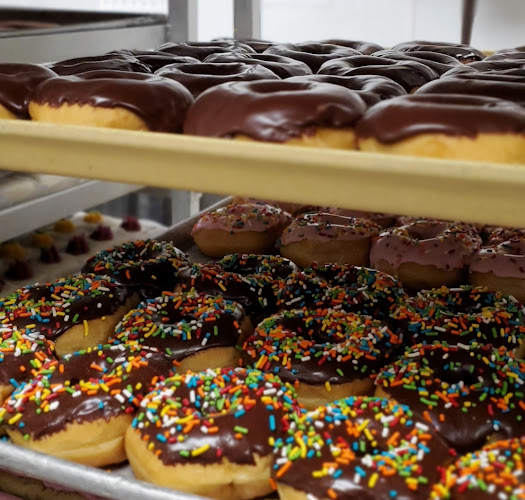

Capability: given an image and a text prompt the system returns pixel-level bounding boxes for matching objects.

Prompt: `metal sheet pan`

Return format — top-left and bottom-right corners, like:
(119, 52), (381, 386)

(0, 120), (524, 227)
(0, 200), (227, 500)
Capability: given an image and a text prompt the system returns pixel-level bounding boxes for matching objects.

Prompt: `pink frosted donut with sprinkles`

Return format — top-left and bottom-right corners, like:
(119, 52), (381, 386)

(470, 237), (525, 304)
(375, 343), (525, 451)
(431, 436), (525, 500)
(279, 212), (381, 268)
(370, 219), (482, 290)
(192, 202), (292, 258)
(240, 308), (403, 409)
(125, 367), (301, 500)
(273, 396), (451, 500)
(112, 290), (254, 372)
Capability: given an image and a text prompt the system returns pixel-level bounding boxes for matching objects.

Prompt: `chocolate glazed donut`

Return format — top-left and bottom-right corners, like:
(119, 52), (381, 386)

(391, 40), (485, 63)
(204, 52), (312, 78)
(318, 55), (438, 92)
(0, 63), (57, 119)
(157, 41), (255, 60)
(321, 38), (384, 55)
(107, 49), (200, 72)
(373, 49), (462, 76)
(286, 74), (406, 107)
(264, 42), (361, 72)
(49, 54), (151, 75)
(156, 62), (280, 97)
(442, 59), (525, 77)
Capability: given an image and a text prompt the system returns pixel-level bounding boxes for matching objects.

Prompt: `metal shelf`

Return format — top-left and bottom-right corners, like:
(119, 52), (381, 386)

(1, 120), (524, 228)
(1, 178), (142, 241)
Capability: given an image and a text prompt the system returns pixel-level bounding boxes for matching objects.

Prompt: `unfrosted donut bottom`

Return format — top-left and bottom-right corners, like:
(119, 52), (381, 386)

(373, 258), (465, 290)
(233, 127), (357, 149)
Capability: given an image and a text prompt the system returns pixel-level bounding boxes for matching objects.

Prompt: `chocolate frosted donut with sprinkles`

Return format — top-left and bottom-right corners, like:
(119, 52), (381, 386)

(82, 240), (190, 297)
(0, 343), (174, 466)
(125, 367), (301, 500)
(431, 437), (525, 500)
(394, 285), (525, 356)
(0, 322), (54, 404)
(375, 343), (525, 451)
(274, 396), (452, 500)
(279, 212), (381, 268)
(112, 291), (253, 372)
(0, 274), (136, 358)
(240, 308), (403, 409)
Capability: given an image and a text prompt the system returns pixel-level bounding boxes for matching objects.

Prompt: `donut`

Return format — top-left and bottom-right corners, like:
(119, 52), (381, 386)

(155, 62), (280, 97)
(321, 38), (384, 55)
(0, 323), (54, 404)
(356, 94), (525, 163)
(484, 226), (525, 245)
(29, 70), (193, 132)
(443, 60), (525, 78)
(373, 49), (463, 75)
(156, 41), (255, 60)
(391, 41), (485, 63)
(82, 239), (190, 297)
(0, 274), (135, 358)
(318, 207), (397, 227)
(317, 55), (438, 92)
(125, 367), (301, 500)
(0, 63), (56, 119)
(274, 265), (407, 324)
(48, 54), (151, 75)
(216, 253), (298, 284)
(230, 197), (314, 215)
(264, 42), (360, 72)
(278, 212), (381, 268)
(394, 285), (525, 356)
(177, 263), (277, 324)
(240, 309), (402, 409)
(273, 396), (451, 500)
(184, 80), (367, 149)
(203, 52), (313, 78)
(234, 38), (275, 53)
(111, 291), (253, 372)
(470, 238), (525, 303)
(416, 73), (525, 106)
(0, 343), (173, 466)
(106, 49), (200, 72)
(370, 219), (482, 290)
(191, 202), (292, 258)
(431, 437), (525, 500)
(286, 73), (406, 107)
(375, 343), (525, 451)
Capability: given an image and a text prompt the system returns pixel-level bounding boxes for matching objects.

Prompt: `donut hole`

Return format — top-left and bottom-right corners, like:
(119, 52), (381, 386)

(404, 221), (449, 240)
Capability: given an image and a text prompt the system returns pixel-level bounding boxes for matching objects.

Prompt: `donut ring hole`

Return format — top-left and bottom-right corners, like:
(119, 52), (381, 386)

(404, 221), (450, 240)
(167, 62), (256, 76)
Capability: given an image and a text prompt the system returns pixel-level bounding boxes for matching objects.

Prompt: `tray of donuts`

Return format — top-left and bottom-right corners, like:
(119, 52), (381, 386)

(2, 39), (525, 228)
(1, 194), (524, 500)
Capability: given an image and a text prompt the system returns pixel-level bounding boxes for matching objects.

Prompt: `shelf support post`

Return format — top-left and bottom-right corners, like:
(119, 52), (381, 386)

(167, 0), (198, 42)
(233, 0), (261, 39)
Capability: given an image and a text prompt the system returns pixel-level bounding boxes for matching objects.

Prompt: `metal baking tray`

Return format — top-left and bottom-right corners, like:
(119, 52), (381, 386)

(0, 200), (226, 500)
(0, 120), (524, 228)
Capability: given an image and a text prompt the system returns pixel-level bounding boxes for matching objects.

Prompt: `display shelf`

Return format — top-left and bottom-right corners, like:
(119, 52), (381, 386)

(1, 119), (525, 227)
(0, 178), (142, 242)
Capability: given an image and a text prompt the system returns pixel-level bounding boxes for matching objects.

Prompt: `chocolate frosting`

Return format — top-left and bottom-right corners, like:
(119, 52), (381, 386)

(355, 94), (525, 143)
(157, 41), (255, 61)
(107, 49), (200, 72)
(31, 70), (193, 133)
(129, 368), (300, 466)
(416, 74), (525, 105)
(286, 74), (406, 107)
(156, 62), (280, 97)
(275, 396), (451, 500)
(0, 63), (57, 118)
(264, 43), (361, 72)
(0, 344), (174, 439)
(0, 274), (131, 341)
(241, 309), (402, 385)
(321, 39), (384, 55)
(216, 254), (298, 283)
(82, 240), (190, 296)
(49, 55), (151, 75)
(373, 49), (462, 75)
(112, 292), (248, 361)
(486, 51), (525, 61)
(443, 59), (525, 77)
(184, 80), (367, 141)
(391, 41), (485, 62)
(376, 344), (525, 452)
(203, 52), (313, 78)
(318, 56), (438, 92)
